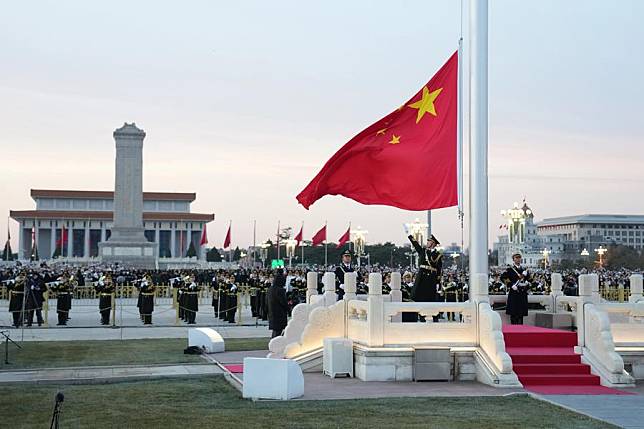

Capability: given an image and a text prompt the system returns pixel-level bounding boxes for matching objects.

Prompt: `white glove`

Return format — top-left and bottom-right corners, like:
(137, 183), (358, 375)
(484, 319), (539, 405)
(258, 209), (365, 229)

(512, 285), (518, 291)
(339, 284), (345, 290)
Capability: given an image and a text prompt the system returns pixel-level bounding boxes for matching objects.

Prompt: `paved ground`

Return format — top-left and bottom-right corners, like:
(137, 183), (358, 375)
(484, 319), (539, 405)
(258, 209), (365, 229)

(0, 299), (263, 328)
(540, 388), (644, 429)
(3, 324), (271, 341)
(0, 363), (222, 384)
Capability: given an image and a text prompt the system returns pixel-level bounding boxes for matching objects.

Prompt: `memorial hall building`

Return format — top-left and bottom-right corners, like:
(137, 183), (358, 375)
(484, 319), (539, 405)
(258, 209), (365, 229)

(10, 189), (214, 261)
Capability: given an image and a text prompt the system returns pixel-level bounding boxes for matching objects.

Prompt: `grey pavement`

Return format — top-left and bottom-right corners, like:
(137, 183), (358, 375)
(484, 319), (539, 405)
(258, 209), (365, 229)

(0, 363), (222, 384)
(540, 392), (644, 429)
(0, 300), (266, 329)
(3, 325), (271, 341)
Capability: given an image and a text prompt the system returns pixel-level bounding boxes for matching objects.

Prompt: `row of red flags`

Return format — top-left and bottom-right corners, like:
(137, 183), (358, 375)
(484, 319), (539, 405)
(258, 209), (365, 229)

(221, 223), (350, 250)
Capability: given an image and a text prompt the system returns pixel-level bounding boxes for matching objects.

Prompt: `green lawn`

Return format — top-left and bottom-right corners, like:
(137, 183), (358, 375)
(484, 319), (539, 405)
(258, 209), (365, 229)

(1, 377), (616, 429)
(0, 338), (269, 370)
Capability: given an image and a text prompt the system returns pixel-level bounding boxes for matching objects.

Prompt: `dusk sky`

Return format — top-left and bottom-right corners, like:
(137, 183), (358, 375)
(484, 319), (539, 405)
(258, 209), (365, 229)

(1, 0), (643, 250)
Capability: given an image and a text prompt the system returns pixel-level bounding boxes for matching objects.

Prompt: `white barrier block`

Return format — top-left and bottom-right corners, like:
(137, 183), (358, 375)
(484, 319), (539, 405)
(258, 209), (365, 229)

(188, 328), (225, 353)
(242, 358), (304, 400)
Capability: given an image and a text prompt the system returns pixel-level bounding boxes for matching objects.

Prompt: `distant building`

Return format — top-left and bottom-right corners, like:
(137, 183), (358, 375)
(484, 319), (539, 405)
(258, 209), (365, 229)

(494, 200), (644, 267)
(10, 189), (214, 262)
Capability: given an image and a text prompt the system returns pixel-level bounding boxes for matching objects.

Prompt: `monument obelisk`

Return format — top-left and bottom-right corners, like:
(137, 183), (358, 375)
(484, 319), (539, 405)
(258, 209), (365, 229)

(99, 122), (157, 267)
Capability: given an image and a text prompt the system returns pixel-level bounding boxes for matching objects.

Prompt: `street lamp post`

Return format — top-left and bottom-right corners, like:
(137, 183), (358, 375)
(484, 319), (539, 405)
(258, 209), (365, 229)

(260, 241), (270, 268)
(594, 245), (607, 268)
(351, 226), (368, 268)
(285, 239), (297, 268)
(541, 248), (550, 270)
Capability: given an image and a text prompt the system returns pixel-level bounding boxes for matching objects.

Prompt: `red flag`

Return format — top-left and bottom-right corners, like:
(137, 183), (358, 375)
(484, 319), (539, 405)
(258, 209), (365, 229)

(311, 224), (326, 246)
(336, 226), (350, 249)
(297, 52), (458, 211)
(294, 225), (303, 246)
(200, 226), (208, 246)
(223, 224), (231, 249)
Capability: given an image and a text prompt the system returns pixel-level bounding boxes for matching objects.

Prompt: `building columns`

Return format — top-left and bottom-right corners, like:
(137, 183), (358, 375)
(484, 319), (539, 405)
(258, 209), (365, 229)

(50, 224), (56, 259)
(170, 223), (176, 258)
(18, 222), (24, 260)
(67, 222), (73, 258)
(84, 221), (90, 259)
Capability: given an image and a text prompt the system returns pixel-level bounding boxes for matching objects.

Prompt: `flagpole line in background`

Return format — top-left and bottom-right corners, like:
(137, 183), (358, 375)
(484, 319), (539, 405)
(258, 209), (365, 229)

(324, 220), (328, 268)
(457, 36), (466, 269)
(253, 219), (256, 265)
(276, 220), (281, 260)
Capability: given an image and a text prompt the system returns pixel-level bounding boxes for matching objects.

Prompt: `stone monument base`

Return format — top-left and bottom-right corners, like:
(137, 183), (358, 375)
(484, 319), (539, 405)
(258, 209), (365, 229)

(99, 241), (158, 268)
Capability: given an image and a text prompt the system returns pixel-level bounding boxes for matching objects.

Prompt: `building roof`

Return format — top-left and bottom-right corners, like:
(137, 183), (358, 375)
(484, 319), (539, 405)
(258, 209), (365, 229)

(30, 189), (196, 202)
(537, 214), (644, 227)
(10, 210), (214, 222)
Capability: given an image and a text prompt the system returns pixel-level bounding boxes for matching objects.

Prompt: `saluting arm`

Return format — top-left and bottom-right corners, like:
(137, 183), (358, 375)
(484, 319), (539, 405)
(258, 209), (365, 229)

(408, 235), (423, 254)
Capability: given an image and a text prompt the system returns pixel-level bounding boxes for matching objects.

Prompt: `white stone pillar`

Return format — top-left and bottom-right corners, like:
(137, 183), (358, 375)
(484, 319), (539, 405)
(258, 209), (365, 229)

(84, 221), (90, 259)
(18, 222), (24, 260)
(154, 225), (160, 258)
(343, 272), (357, 301)
(67, 223), (73, 258)
(306, 271), (318, 303)
(551, 273), (563, 296)
(367, 273), (384, 347)
(170, 224), (176, 258)
(389, 272), (402, 302)
(577, 274), (599, 348)
(187, 222), (192, 257)
(101, 225), (106, 242)
(50, 225), (56, 259)
(322, 272), (336, 306)
(630, 274), (643, 303)
(34, 223), (40, 257)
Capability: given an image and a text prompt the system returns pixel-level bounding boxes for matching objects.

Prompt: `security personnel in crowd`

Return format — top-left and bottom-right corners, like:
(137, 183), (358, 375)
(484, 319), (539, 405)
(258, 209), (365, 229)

(139, 274), (156, 325)
(408, 233), (443, 322)
(501, 252), (531, 325)
(267, 268), (288, 338)
(334, 250), (355, 300)
(95, 274), (115, 325)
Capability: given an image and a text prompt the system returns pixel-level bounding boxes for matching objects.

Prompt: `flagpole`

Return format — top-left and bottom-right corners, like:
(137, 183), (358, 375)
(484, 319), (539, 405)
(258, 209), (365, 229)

(276, 220), (281, 260)
(253, 219), (256, 266)
(300, 221), (304, 267)
(229, 220), (232, 264)
(469, 0), (489, 301)
(324, 220), (328, 268)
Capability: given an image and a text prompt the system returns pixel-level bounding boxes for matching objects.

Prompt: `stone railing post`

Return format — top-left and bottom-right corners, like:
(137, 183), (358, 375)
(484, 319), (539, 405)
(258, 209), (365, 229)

(629, 274), (643, 303)
(306, 271), (318, 303)
(343, 272), (357, 301)
(550, 272), (562, 313)
(367, 272), (384, 347)
(551, 273), (563, 296)
(389, 272), (402, 322)
(322, 272), (336, 306)
(577, 274), (598, 348)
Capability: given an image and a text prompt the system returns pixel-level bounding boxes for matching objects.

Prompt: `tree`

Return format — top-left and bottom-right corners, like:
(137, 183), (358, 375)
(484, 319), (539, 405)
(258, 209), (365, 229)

(232, 246), (242, 261)
(186, 241), (197, 258)
(2, 240), (14, 261)
(206, 247), (223, 262)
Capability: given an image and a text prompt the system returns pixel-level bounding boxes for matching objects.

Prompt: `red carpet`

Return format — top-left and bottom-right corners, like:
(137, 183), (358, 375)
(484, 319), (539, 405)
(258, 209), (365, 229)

(503, 325), (631, 395)
(223, 364), (244, 374)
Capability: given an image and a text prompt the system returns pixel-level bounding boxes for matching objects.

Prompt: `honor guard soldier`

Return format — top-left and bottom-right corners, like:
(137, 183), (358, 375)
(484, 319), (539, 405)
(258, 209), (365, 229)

(50, 272), (74, 326)
(185, 275), (200, 324)
(501, 252), (532, 325)
(408, 233), (443, 322)
(139, 274), (156, 325)
(95, 274), (114, 325)
(334, 250), (355, 301)
(7, 270), (27, 327)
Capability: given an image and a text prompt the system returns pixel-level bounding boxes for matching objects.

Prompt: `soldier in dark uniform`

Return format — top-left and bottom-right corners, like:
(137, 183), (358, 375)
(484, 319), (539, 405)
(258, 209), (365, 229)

(95, 274), (114, 325)
(26, 272), (46, 327)
(139, 274), (155, 325)
(185, 275), (200, 324)
(501, 252), (531, 325)
(408, 233), (443, 322)
(51, 272), (73, 326)
(334, 250), (355, 300)
(267, 268), (288, 338)
(7, 270), (27, 327)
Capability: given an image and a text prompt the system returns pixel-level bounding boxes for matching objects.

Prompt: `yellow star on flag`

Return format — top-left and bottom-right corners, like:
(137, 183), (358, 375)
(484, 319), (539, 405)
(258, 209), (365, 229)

(389, 135), (400, 145)
(407, 86), (443, 124)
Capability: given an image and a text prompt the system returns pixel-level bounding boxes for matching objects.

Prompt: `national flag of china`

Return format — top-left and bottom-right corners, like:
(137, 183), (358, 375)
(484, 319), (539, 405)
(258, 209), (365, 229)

(223, 224), (231, 249)
(297, 52), (458, 211)
(200, 226), (208, 246)
(294, 225), (303, 246)
(336, 226), (350, 249)
(311, 225), (326, 246)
